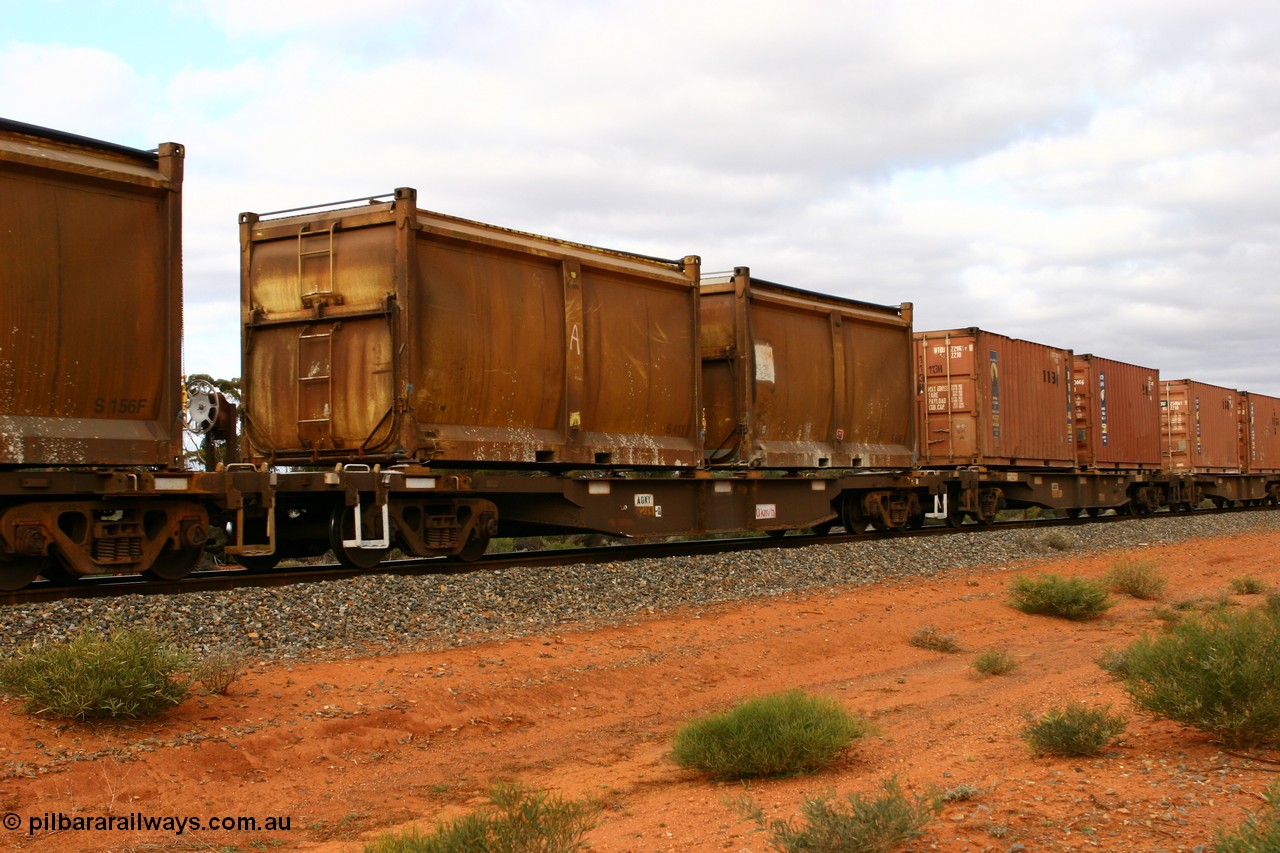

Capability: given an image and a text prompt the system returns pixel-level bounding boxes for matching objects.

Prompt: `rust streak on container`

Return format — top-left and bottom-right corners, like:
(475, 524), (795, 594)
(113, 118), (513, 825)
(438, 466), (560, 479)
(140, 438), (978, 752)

(700, 268), (914, 469)
(0, 118), (184, 469)
(239, 188), (702, 468)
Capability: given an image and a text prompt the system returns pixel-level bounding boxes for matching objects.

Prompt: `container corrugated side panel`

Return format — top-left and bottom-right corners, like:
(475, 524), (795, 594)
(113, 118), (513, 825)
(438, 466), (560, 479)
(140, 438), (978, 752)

(699, 272), (913, 469)
(0, 119), (184, 467)
(916, 329), (1075, 468)
(1241, 391), (1280, 474)
(241, 190), (702, 467)
(1072, 355), (1161, 470)
(1160, 380), (1240, 473)
(412, 205), (701, 467)
(837, 297), (915, 468)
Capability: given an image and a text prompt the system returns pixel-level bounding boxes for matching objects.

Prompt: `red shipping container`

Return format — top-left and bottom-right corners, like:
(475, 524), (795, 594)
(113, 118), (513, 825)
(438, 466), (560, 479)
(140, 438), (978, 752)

(1240, 391), (1280, 474)
(1160, 380), (1240, 473)
(916, 329), (1075, 468)
(1072, 354), (1161, 470)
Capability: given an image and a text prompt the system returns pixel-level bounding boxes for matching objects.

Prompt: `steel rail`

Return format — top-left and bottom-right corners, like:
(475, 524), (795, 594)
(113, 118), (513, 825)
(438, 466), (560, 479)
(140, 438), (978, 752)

(2, 506), (1252, 607)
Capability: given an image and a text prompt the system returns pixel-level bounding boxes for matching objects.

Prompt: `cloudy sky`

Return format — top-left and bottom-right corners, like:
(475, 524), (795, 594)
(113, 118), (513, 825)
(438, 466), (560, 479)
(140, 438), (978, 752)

(4, 0), (1279, 394)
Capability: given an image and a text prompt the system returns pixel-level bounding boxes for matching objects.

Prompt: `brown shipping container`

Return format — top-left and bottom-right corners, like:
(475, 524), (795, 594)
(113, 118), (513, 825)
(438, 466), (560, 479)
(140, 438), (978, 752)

(240, 188), (702, 467)
(700, 268), (914, 468)
(1239, 391), (1280, 474)
(1072, 354), (1161, 470)
(0, 118), (184, 467)
(1160, 379), (1240, 473)
(915, 328), (1075, 468)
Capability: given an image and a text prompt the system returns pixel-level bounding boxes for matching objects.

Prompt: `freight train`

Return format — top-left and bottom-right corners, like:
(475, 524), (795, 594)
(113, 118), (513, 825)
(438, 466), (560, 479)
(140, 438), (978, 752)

(2, 118), (1278, 591)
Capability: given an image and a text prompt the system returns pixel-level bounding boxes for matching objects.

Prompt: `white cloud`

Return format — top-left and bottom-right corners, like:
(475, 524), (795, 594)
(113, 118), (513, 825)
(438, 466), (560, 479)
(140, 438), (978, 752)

(0, 43), (159, 143)
(4, 0), (1280, 393)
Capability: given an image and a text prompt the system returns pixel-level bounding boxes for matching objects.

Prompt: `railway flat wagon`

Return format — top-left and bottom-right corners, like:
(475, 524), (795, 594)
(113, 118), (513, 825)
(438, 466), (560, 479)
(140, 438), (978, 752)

(915, 329), (1075, 469)
(1161, 379), (1240, 474)
(239, 188), (702, 468)
(1072, 354), (1161, 470)
(1240, 391), (1280, 475)
(699, 268), (915, 469)
(0, 118), (185, 467)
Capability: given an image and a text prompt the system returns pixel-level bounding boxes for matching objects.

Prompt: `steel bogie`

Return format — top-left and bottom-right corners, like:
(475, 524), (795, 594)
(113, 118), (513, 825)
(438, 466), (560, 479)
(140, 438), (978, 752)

(0, 498), (209, 581)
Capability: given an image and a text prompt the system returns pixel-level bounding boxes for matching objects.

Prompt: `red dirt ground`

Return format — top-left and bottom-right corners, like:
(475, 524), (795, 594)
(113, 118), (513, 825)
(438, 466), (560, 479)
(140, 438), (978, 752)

(3, 527), (1280, 852)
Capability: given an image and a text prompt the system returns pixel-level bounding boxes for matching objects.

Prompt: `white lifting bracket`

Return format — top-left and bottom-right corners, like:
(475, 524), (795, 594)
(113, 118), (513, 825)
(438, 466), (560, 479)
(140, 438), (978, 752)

(340, 464), (392, 550)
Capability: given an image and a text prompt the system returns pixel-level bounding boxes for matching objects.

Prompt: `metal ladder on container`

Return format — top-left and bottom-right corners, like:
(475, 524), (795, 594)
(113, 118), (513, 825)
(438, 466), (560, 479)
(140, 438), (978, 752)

(296, 223), (340, 447)
(297, 326), (335, 447)
(298, 223), (340, 308)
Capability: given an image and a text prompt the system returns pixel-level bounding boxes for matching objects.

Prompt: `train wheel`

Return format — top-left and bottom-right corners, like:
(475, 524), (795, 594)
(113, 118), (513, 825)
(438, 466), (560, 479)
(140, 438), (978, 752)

(839, 495), (866, 535)
(1065, 507), (1082, 519)
(1086, 507), (1102, 517)
(0, 556), (47, 591)
(810, 521), (836, 536)
(453, 534), (491, 563)
(144, 547), (202, 581)
(765, 529), (789, 539)
(329, 506), (388, 570)
(235, 553), (283, 572)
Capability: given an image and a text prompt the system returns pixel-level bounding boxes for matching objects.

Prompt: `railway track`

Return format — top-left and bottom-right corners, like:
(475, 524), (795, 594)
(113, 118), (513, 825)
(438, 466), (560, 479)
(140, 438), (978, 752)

(0, 507), (1204, 607)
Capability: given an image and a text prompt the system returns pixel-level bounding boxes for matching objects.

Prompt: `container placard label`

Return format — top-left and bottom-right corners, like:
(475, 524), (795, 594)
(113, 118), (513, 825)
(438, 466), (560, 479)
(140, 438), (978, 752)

(755, 504), (777, 520)
(927, 383), (965, 412)
(754, 344), (776, 383)
(634, 494), (655, 507)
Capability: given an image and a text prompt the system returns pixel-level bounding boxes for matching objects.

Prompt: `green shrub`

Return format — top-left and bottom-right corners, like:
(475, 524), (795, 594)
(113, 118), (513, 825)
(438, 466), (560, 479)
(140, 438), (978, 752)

(1214, 782), (1280, 852)
(363, 782), (599, 853)
(972, 649), (1017, 676)
(1095, 647), (1130, 678)
(1121, 606), (1280, 748)
(908, 625), (962, 654)
(740, 776), (940, 853)
(941, 784), (982, 803)
(0, 628), (191, 720)
(671, 690), (870, 779)
(1008, 574), (1113, 620)
(1020, 702), (1126, 757)
(1229, 575), (1267, 595)
(1105, 556), (1167, 600)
